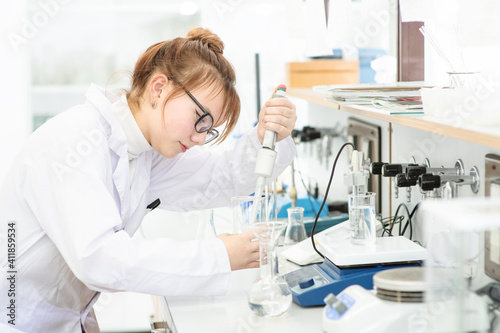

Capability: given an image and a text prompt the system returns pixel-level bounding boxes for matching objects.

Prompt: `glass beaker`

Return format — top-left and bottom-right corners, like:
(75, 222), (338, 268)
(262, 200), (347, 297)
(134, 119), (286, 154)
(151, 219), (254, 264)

(231, 196), (267, 234)
(448, 71), (479, 90)
(348, 192), (376, 245)
(247, 221), (292, 317)
(284, 206), (307, 245)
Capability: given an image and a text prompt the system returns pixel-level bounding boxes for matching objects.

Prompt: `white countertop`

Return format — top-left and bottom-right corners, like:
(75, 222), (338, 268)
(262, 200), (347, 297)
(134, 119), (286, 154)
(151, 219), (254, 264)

(165, 261), (325, 333)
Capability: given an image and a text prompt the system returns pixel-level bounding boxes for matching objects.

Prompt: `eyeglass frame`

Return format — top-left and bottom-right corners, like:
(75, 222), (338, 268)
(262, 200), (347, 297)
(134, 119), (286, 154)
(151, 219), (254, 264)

(167, 77), (219, 144)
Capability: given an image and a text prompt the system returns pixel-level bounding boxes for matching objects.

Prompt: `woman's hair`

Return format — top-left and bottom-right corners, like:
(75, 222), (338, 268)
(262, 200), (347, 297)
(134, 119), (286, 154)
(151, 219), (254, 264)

(127, 27), (240, 143)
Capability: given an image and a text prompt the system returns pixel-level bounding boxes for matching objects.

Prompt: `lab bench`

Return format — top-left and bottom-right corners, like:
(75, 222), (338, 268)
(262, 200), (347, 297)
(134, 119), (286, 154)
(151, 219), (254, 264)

(160, 258), (324, 333)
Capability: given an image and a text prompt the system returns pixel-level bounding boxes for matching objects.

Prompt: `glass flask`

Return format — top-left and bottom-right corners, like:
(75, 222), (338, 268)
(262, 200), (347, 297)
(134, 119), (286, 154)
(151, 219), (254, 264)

(284, 206), (307, 245)
(447, 71), (479, 90)
(247, 221), (292, 317)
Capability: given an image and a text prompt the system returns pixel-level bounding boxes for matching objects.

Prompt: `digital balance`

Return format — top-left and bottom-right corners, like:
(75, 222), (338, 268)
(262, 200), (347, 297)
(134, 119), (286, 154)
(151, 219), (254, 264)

(282, 222), (428, 306)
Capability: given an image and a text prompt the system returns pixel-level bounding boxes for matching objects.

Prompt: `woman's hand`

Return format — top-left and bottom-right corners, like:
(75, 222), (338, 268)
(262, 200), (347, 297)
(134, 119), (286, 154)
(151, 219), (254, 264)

(218, 229), (260, 270)
(257, 85), (298, 144)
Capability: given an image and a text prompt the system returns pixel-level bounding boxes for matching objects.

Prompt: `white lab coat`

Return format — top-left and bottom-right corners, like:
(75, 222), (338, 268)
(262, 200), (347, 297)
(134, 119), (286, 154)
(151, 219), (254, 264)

(0, 84), (295, 332)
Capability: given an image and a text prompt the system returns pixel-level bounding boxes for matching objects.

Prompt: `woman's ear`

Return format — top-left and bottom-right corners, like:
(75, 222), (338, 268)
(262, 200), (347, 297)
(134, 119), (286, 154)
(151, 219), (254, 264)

(150, 74), (168, 103)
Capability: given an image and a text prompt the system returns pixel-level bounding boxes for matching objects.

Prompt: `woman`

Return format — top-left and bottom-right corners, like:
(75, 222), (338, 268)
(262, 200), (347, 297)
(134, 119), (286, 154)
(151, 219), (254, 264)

(0, 27), (296, 332)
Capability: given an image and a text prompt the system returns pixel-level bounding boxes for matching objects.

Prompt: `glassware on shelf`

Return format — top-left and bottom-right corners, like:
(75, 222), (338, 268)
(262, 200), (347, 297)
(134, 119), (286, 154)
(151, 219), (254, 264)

(447, 71), (479, 90)
(247, 221), (292, 317)
(284, 206), (307, 245)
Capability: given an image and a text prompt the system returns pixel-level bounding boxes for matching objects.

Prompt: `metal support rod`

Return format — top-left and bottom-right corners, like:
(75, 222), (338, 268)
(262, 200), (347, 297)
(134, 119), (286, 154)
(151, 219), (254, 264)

(255, 53), (261, 119)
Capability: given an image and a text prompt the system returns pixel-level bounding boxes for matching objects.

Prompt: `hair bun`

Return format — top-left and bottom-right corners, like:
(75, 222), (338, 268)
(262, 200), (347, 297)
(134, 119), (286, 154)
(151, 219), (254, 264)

(186, 27), (224, 54)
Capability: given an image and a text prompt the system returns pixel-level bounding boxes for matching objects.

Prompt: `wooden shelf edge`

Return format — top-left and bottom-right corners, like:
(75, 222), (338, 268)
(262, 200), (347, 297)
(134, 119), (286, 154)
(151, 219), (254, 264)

(287, 88), (340, 110)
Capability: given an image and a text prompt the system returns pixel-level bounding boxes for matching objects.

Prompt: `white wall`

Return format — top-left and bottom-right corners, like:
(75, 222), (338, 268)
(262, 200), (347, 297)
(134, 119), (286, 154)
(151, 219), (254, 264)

(0, 1), (32, 184)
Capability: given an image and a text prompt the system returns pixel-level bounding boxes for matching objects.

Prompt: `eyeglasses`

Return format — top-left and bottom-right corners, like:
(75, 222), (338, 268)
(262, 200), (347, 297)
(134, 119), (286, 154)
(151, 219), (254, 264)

(168, 77), (219, 144)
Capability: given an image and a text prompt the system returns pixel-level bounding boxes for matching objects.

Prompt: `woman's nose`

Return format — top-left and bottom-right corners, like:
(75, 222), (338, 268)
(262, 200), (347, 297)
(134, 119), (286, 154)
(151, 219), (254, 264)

(191, 131), (207, 146)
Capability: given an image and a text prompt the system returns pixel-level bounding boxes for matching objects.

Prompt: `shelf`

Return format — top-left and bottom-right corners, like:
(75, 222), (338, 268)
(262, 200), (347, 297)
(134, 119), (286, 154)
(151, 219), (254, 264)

(288, 88), (500, 150)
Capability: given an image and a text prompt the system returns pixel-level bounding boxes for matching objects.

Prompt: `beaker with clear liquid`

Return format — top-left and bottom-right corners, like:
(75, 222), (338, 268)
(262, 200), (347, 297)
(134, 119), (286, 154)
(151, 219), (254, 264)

(247, 221), (292, 317)
(348, 192), (376, 245)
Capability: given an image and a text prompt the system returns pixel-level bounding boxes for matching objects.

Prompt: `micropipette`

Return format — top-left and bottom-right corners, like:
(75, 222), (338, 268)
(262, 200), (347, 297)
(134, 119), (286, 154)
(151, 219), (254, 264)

(251, 85), (287, 223)
(254, 85), (287, 199)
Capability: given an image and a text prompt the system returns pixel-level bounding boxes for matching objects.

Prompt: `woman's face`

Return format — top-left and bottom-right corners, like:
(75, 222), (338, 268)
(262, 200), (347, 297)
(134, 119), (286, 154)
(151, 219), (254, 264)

(148, 83), (224, 158)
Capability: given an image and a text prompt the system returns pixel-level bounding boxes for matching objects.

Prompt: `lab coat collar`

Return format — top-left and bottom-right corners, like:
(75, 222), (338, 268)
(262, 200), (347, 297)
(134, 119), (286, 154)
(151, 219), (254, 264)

(111, 94), (153, 161)
(85, 83), (127, 157)
(85, 84), (131, 219)
(84, 84), (154, 228)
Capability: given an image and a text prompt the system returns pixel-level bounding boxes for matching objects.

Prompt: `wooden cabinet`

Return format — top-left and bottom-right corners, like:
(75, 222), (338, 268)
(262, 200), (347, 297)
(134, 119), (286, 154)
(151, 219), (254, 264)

(286, 60), (359, 88)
